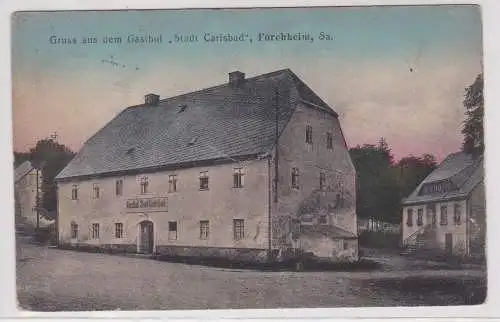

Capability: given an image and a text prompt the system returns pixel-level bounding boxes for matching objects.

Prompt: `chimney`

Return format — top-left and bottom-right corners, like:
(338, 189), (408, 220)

(144, 93), (160, 105)
(229, 71), (245, 88)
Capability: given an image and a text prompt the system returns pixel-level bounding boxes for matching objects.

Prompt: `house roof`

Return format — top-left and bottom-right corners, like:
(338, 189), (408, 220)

(14, 160), (34, 183)
(56, 68), (338, 181)
(402, 152), (484, 205)
(300, 224), (357, 239)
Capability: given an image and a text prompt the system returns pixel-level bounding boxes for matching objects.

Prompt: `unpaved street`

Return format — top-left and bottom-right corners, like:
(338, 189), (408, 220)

(16, 243), (486, 311)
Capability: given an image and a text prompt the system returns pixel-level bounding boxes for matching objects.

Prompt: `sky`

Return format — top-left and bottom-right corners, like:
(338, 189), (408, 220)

(11, 5), (483, 162)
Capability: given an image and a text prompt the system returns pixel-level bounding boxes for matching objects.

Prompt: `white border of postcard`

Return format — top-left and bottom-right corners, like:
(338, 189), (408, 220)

(1, 0), (499, 320)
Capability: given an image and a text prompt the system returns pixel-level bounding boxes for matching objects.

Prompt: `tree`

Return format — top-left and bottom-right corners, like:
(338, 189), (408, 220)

(14, 151), (30, 167)
(28, 139), (75, 220)
(462, 73), (484, 155)
(350, 138), (438, 225)
(396, 154), (437, 199)
(349, 138), (400, 223)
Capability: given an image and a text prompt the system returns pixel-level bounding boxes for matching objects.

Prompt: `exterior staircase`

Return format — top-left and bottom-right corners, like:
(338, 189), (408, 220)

(400, 224), (436, 255)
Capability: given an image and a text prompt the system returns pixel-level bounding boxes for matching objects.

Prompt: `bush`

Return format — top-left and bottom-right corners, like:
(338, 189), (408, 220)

(358, 231), (400, 249)
(33, 224), (57, 245)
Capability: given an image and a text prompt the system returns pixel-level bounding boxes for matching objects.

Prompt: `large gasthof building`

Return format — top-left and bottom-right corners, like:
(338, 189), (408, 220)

(55, 69), (358, 263)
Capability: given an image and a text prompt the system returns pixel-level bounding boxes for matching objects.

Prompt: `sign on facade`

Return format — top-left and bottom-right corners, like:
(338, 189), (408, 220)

(125, 197), (168, 213)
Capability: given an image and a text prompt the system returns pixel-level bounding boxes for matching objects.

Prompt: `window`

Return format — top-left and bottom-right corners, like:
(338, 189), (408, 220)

(168, 221), (177, 240)
(406, 209), (413, 227)
(417, 208), (424, 226)
(319, 215), (327, 224)
(169, 175), (178, 192)
(233, 168), (244, 188)
(200, 220), (209, 240)
(440, 205), (448, 225)
(140, 176), (148, 194)
(326, 132), (333, 150)
(319, 172), (326, 190)
(91, 223), (100, 239)
(71, 185), (78, 200)
(70, 222), (78, 239)
(199, 171), (209, 190)
(305, 125), (313, 144)
(343, 240), (348, 250)
(427, 204), (436, 226)
(454, 203), (462, 225)
(291, 167), (300, 189)
(115, 180), (123, 196)
(233, 219), (245, 240)
(92, 183), (100, 199)
(114, 223), (124, 238)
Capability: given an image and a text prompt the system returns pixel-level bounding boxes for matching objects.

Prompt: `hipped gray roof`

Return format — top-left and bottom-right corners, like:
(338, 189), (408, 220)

(56, 69), (337, 181)
(402, 152), (484, 205)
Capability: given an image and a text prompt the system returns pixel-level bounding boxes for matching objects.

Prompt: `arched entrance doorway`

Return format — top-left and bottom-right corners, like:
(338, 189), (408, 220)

(139, 220), (154, 254)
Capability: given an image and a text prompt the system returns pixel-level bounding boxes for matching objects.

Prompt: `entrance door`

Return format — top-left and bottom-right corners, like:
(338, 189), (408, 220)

(139, 221), (154, 254)
(445, 233), (453, 255)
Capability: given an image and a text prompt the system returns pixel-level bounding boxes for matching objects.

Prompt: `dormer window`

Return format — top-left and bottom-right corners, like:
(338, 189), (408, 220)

(419, 180), (454, 196)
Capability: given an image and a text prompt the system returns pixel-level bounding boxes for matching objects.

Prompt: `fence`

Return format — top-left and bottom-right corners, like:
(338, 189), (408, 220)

(358, 218), (400, 234)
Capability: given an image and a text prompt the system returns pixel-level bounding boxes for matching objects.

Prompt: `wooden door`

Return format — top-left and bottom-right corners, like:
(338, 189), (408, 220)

(445, 233), (453, 255)
(140, 221), (154, 254)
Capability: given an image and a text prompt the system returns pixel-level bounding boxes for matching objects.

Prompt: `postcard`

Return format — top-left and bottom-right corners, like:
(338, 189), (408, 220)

(11, 4), (486, 313)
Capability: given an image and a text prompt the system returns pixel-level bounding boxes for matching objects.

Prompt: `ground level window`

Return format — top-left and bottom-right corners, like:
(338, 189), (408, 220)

(91, 223), (100, 239)
(440, 205), (448, 225)
(291, 167), (300, 189)
(417, 208), (423, 226)
(233, 219), (244, 240)
(454, 203), (462, 225)
(115, 223), (124, 238)
(168, 221), (178, 240)
(406, 209), (413, 227)
(319, 172), (326, 190)
(200, 220), (209, 239)
(71, 222), (78, 239)
(343, 240), (349, 250)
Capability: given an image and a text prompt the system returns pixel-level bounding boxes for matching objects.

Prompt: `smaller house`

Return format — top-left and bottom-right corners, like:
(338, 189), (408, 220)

(14, 161), (52, 232)
(401, 152), (485, 258)
(298, 221), (358, 262)
(291, 189), (358, 263)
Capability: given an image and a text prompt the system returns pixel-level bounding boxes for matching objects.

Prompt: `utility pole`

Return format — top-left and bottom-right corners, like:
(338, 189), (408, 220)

(36, 168), (40, 231)
(274, 86), (279, 204)
(269, 85), (280, 257)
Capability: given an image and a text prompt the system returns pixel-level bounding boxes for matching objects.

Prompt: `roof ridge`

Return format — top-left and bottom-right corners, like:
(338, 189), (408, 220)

(156, 68), (293, 105)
